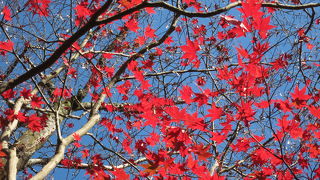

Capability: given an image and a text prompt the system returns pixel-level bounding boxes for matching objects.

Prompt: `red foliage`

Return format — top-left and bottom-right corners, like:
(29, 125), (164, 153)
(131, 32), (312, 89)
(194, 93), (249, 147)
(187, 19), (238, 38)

(0, 40), (14, 55)
(1, 89), (16, 99)
(181, 38), (200, 67)
(30, 95), (45, 108)
(291, 85), (311, 109)
(0, 0), (319, 179)
(1, 6), (11, 21)
(20, 88), (32, 99)
(26, 0), (51, 16)
(27, 114), (47, 132)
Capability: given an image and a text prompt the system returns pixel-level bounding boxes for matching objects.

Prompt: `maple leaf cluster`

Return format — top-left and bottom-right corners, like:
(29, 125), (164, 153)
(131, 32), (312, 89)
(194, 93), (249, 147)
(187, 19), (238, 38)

(0, 0), (319, 179)
(180, 38), (201, 68)
(218, 0), (276, 39)
(26, 0), (51, 16)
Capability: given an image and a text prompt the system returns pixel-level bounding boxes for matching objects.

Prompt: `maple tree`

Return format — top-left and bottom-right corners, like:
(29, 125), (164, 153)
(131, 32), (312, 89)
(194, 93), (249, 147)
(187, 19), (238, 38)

(0, 0), (319, 179)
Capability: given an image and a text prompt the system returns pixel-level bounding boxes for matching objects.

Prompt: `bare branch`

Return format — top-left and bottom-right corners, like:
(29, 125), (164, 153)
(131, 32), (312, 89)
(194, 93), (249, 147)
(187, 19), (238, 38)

(0, 0), (114, 94)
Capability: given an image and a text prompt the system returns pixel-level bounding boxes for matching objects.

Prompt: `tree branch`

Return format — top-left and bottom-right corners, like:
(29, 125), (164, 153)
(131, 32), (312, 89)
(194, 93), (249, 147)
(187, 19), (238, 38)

(96, 1), (320, 23)
(0, 0), (114, 94)
(26, 157), (148, 171)
(8, 147), (18, 180)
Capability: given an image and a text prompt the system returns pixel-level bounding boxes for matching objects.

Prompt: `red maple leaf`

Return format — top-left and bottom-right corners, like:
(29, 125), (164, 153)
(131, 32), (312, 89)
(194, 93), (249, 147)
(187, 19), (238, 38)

(0, 149), (6, 157)
(145, 25), (157, 39)
(141, 59), (154, 70)
(140, 162), (161, 176)
(4, 109), (15, 121)
(20, 88), (32, 99)
(191, 144), (212, 161)
(141, 110), (159, 128)
(184, 112), (207, 130)
(27, 114), (45, 132)
(52, 88), (72, 98)
(135, 36), (146, 46)
(253, 16), (276, 39)
(231, 138), (251, 152)
(99, 118), (117, 132)
(73, 133), (81, 141)
(206, 103), (223, 121)
(60, 158), (73, 168)
(220, 15), (249, 33)
(135, 139), (147, 154)
(116, 81), (132, 95)
(125, 18), (139, 32)
(217, 66), (233, 80)
(175, 26), (182, 33)
(236, 100), (256, 126)
(81, 149), (90, 158)
(253, 167), (274, 179)
(16, 112), (27, 123)
(26, 0), (51, 16)
(193, 93), (208, 106)
(112, 168), (130, 179)
(210, 131), (227, 144)
(4, 109), (26, 123)
(196, 76), (206, 86)
(164, 36), (174, 45)
(102, 52), (113, 59)
(138, 79), (150, 91)
(100, 66), (114, 78)
(276, 115), (291, 131)
(291, 85), (311, 108)
(181, 38), (200, 61)
(122, 138), (132, 154)
(30, 95), (45, 108)
(179, 85), (193, 104)
(165, 106), (186, 123)
(273, 99), (292, 113)
(183, 0), (196, 5)
(252, 148), (270, 165)
(1, 6), (11, 21)
(271, 54), (290, 70)
(276, 115), (303, 139)
(146, 132), (160, 146)
(145, 7), (155, 14)
(0, 40), (14, 55)
(73, 142), (82, 148)
(254, 100), (269, 109)
(309, 106), (320, 119)
(163, 126), (192, 150)
(67, 67), (77, 78)
(238, 0), (263, 20)
(2, 89), (16, 99)
(289, 121), (303, 139)
(85, 156), (110, 179)
(236, 45), (249, 58)
(252, 42), (270, 58)
(67, 123), (74, 128)
(74, 3), (91, 18)
(306, 43), (314, 50)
